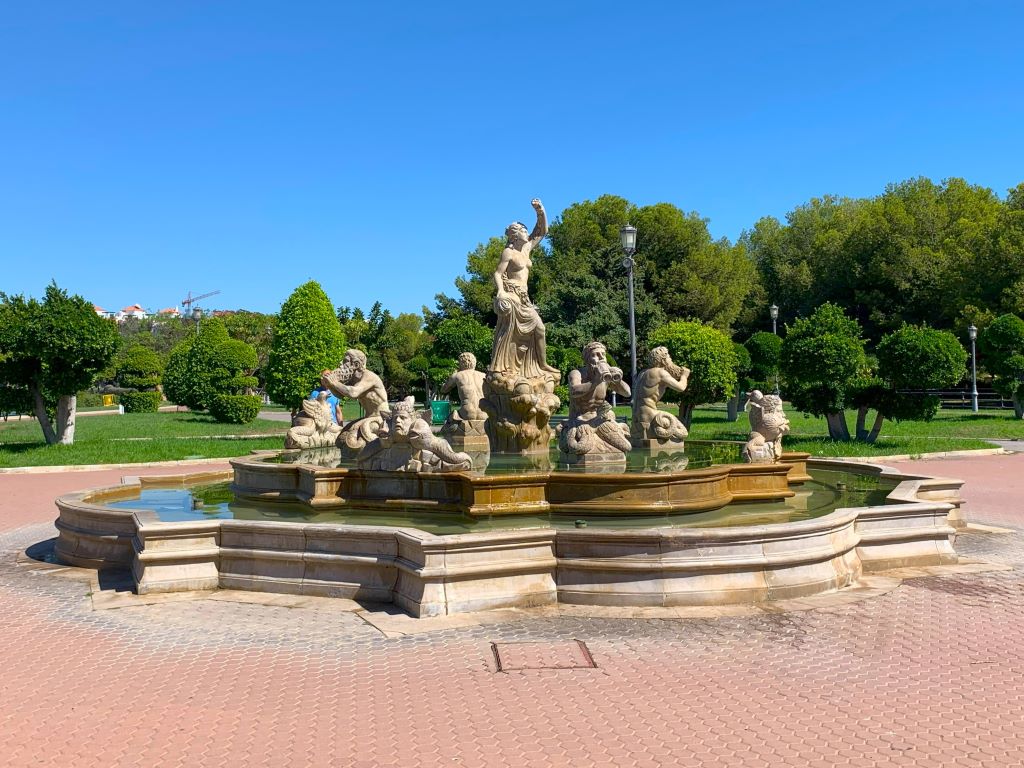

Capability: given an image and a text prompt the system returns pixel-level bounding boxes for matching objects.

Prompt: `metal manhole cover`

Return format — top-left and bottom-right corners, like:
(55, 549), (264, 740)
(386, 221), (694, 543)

(491, 640), (597, 671)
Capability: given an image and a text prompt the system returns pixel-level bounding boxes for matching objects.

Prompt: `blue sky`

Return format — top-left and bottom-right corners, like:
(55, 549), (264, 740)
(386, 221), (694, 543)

(2, 2), (1022, 316)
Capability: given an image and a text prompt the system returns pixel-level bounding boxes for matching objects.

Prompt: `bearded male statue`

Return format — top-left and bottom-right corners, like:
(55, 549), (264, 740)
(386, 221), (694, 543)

(630, 346), (691, 448)
(557, 341), (633, 465)
(357, 397), (472, 472)
(322, 349), (390, 451)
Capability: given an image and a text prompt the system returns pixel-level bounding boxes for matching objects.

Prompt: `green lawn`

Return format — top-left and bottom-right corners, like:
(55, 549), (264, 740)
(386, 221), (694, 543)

(0, 412), (289, 468)
(611, 404), (1013, 457)
(1, 402), (1014, 467)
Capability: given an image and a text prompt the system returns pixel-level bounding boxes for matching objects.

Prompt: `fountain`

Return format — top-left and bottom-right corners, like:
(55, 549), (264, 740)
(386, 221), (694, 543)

(51, 199), (965, 616)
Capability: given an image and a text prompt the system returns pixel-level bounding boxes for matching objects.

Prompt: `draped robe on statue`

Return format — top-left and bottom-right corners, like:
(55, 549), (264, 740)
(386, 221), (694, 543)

(490, 279), (558, 379)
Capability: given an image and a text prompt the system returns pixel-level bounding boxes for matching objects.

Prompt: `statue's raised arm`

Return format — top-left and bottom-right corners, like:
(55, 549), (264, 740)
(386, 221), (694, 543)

(528, 198), (547, 248)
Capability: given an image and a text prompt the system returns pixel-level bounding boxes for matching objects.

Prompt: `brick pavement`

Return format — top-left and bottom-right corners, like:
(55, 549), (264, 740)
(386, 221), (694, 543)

(1, 456), (1024, 767)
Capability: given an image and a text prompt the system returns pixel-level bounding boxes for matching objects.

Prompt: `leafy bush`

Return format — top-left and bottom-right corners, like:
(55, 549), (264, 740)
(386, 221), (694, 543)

(648, 321), (738, 427)
(163, 319), (230, 410)
(209, 394), (262, 424)
(781, 302), (867, 437)
(120, 391), (162, 413)
(210, 338), (259, 394)
(430, 315), (493, 364)
(979, 314), (1024, 418)
(745, 331), (782, 389)
(76, 391), (106, 408)
(266, 281), (347, 413)
(876, 325), (966, 392)
(116, 344), (164, 391)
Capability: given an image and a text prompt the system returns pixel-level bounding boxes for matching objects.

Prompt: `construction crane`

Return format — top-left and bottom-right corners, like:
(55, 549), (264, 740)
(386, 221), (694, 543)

(181, 290), (221, 313)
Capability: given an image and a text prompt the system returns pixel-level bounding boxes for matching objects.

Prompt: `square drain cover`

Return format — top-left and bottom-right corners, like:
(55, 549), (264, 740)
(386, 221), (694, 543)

(492, 640), (596, 671)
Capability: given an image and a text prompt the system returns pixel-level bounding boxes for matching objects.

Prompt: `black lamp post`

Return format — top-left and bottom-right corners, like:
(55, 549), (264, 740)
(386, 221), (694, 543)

(620, 224), (638, 384)
(969, 324), (979, 413)
(769, 304), (780, 394)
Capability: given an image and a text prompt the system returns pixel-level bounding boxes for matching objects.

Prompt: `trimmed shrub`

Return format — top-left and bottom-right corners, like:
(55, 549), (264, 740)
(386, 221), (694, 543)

(266, 281), (347, 413)
(648, 320), (738, 428)
(120, 390), (162, 413)
(209, 394), (262, 424)
(117, 345), (164, 391)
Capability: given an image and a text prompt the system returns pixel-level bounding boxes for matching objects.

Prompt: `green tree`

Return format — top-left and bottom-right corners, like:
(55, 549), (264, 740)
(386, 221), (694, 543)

(116, 345), (164, 391)
(162, 318), (230, 411)
(267, 282), (347, 414)
(979, 314), (1024, 418)
(222, 311), (277, 388)
(429, 314), (493, 364)
(654, 239), (757, 330)
(780, 303), (867, 441)
(0, 284), (119, 444)
(648, 321), (738, 429)
(745, 331), (782, 392)
(853, 326), (967, 442)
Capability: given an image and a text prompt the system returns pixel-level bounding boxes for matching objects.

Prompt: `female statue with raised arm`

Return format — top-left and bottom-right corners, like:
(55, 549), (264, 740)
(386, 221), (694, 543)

(490, 199), (561, 379)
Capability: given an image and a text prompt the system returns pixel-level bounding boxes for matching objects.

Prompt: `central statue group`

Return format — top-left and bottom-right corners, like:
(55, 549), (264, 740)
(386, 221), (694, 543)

(286, 198), (783, 471)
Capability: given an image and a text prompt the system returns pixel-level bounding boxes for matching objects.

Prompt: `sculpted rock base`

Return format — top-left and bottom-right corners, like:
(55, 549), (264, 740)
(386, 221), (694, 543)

(482, 371), (559, 455)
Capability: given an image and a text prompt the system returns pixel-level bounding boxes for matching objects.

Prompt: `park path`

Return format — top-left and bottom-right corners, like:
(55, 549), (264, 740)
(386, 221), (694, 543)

(0, 455), (1022, 767)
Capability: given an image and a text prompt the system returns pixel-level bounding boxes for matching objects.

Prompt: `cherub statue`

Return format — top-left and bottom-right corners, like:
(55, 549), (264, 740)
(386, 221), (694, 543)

(557, 341), (632, 464)
(630, 346), (691, 447)
(742, 390), (791, 463)
(285, 390), (344, 450)
(322, 349), (389, 451)
(357, 397), (473, 472)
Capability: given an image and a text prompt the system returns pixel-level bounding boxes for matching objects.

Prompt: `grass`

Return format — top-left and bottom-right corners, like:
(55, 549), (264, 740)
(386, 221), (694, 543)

(0, 411), (289, 468)
(1, 400), (1015, 467)
(610, 404), (1011, 457)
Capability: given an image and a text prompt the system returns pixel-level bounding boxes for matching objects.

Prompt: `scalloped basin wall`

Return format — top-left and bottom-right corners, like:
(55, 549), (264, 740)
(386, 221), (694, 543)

(53, 460), (962, 617)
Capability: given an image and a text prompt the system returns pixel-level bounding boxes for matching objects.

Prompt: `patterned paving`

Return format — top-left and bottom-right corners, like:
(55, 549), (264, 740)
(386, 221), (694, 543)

(1, 456), (1023, 766)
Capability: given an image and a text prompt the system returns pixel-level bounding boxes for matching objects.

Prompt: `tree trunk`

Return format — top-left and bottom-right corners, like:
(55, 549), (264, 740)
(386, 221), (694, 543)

(680, 403), (694, 431)
(825, 411), (851, 441)
(31, 386), (58, 445)
(1015, 396), (1024, 420)
(855, 406), (869, 441)
(55, 394), (77, 445)
(865, 411), (885, 443)
(726, 396), (739, 422)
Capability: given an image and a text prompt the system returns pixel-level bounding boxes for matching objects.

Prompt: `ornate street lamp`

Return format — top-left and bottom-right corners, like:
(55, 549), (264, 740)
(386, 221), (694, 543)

(620, 224), (638, 384)
(192, 306), (202, 335)
(769, 304), (780, 395)
(969, 324), (979, 413)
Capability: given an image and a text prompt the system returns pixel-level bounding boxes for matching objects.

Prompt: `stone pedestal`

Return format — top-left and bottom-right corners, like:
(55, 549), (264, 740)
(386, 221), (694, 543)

(482, 371), (560, 455)
(441, 417), (491, 452)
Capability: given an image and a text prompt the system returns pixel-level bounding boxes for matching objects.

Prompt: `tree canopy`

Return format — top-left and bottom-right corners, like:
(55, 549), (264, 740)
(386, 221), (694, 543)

(0, 283), (119, 444)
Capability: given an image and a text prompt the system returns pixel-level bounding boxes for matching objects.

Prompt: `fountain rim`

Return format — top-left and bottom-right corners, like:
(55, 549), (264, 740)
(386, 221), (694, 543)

(54, 456), (954, 542)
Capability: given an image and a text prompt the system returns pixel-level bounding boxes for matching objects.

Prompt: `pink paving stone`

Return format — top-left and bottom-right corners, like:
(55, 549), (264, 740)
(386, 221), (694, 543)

(0, 455), (1023, 766)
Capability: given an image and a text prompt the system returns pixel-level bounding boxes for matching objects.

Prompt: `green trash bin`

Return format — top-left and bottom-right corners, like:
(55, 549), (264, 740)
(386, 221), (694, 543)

(430, 400), (451, 425)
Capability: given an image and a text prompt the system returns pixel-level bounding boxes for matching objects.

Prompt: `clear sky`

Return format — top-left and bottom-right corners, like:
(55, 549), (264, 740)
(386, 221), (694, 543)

(2, 2), (1022, 316)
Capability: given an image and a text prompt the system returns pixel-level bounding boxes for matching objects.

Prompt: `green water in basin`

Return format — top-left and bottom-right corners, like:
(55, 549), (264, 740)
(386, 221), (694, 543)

(105, 468), (895, 535)
(260, 441), (743, 474)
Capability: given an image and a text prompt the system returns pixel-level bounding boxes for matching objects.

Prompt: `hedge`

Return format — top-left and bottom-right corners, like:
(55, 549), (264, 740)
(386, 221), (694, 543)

(209, 394), (262, 424)
(120, 391), (162, 413)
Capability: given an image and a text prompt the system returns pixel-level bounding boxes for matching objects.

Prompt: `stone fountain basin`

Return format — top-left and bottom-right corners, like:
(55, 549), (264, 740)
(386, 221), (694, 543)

(52, 458), (962, 617)
(228, 450), (814, 517)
